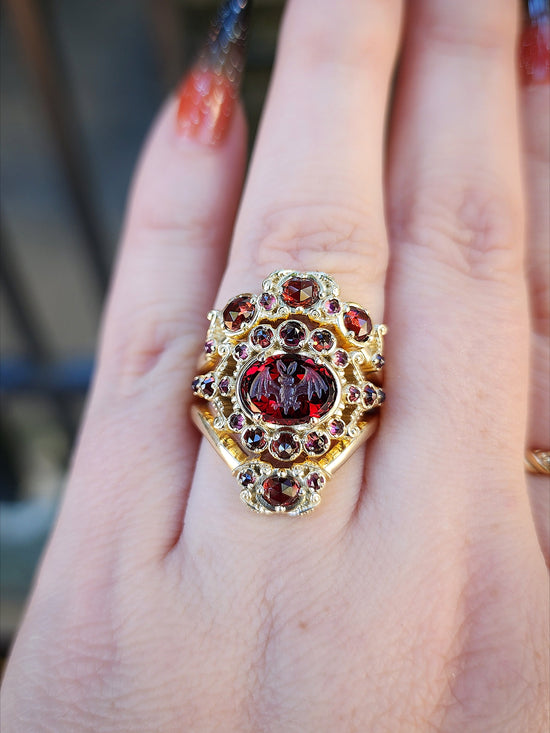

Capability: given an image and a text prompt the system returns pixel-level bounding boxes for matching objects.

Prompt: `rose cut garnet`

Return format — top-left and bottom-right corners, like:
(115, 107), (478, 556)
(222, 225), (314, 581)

(307, 472), (325, 491)
(280, 321), (306, 348)
(304, 431), (329, 455)
(271, 432), (300, 460)
(343, 306), (372, 342)
(281, 276), (320, 308)
(251, 325), (273, 349)
(243, 427), (267, 452)
(223, 295), (256, 332)
(259, 292), (276, 311)
(239, 353), (337, 426)
(262, 474), (300, 508)
(311, 329), (334, 352)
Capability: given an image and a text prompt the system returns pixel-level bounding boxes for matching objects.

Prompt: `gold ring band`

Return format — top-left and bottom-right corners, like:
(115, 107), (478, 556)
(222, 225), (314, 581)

(525, 450), (550, 475)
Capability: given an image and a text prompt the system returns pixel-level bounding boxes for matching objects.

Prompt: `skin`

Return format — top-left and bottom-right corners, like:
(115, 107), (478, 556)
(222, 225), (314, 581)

(1, 0), (549, 731)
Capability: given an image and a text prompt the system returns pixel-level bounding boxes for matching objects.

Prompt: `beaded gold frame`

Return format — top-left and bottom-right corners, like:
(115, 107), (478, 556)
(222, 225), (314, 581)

(191, 270), (386, 515)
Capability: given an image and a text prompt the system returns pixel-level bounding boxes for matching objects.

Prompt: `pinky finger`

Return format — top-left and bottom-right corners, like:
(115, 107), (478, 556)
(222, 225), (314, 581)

(521, 0), (550, 562)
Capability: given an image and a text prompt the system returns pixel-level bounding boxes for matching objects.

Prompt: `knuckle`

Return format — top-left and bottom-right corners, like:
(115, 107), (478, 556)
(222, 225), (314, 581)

(284, 0), (399, 70)
(246, 200), (387, 288)
(392, 182), (523, 282)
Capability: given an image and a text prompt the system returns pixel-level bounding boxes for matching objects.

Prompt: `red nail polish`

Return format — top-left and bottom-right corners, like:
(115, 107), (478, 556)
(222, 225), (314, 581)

(520, 2), (550, 85)
(177, 0), (251, 144)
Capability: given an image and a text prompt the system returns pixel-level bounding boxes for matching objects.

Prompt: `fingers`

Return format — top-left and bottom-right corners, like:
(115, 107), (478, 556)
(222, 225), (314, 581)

(183, 0), (403, 538)
(378, 0), (533, 525)
(521, 3), (550, 561)
(56, 7), (249, 560)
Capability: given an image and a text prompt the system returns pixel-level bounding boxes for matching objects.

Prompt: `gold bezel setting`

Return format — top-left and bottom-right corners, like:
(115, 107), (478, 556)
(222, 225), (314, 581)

(191, 270), (386, 515)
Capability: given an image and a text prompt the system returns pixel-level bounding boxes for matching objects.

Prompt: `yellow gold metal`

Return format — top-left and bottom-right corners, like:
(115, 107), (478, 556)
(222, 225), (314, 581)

(191, 270), (387, 515)
(524, 450), (550, 475)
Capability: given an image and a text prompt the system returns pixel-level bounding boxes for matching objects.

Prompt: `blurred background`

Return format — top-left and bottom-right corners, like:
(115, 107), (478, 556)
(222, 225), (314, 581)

(0, 0), (282, 664)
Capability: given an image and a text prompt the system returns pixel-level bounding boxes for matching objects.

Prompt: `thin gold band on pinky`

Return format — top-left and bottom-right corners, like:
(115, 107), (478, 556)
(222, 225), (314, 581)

(524, 450), (550, 476)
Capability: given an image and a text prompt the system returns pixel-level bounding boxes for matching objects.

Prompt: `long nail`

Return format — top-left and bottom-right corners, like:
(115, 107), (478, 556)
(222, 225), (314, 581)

(520, 0), (550, 85)
(177, 0), (251, 144)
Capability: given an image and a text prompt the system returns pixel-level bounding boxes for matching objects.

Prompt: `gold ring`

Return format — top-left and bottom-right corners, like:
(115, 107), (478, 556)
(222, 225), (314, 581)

(191, 270), (387, 515)
(525, 450), (550, 475)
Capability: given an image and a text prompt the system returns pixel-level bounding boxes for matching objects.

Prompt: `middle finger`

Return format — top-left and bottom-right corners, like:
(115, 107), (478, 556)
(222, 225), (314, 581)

(185, 0), (403, 535)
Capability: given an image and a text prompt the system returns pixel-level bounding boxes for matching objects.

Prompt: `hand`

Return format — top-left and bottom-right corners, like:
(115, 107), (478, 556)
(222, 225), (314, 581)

(2, 1), (549, 731)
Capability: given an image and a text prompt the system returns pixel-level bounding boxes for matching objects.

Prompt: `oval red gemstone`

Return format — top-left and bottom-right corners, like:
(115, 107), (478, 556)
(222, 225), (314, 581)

(239, 353), (337, 426)
(262, 474), (300, 508)
(343, 306), (372, 342)
(281, 276), (320, 308)
(223, 295), (256, 332)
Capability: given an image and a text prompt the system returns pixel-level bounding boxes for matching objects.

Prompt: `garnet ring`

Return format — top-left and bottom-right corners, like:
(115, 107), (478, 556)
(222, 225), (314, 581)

(191, 270), (387, 515)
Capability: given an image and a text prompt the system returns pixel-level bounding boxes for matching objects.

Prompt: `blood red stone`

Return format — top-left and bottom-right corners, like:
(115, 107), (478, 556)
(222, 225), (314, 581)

(279, 321), (306, 348)
(343, 306), (372, 342)
(239, 353), (337, 426)
(271, 432), (300, 460)
(281, 276), (320, 308)
(223, 295), (256, 332)
(262, 474), (300, 508)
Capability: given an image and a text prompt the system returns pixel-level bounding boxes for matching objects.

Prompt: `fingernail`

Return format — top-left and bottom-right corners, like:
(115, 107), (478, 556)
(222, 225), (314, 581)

(520, 0), (550, 85)
(177, 0), (251, 144)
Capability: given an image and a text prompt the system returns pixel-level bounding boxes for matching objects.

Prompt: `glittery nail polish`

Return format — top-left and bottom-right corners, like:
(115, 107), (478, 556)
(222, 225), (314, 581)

(177, 0), (251, 144)
(520, 0), (550, 85)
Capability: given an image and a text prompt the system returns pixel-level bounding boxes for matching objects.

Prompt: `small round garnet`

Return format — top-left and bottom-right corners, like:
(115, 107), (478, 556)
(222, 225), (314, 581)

(307, 472), (325, 491)
(363, 383), (377, 407)
(328, 419), (345, 437)
(223, 295), (256, 332)
(259, 292), (276, 311)
(281, 276), (320, 308)
(229, 413), (245, 431)
(311, 329), (334, 352)
(372, 354), (385, 370)
(239, 353), (338, 426)
(191, 376), (201, 394)
(271, 432), (300, 460)
(332, 349), (349, 368)
(304, 431), (329, 455)
(219, 377), (231, 395)
(234, 343), (249, 360)
(204, 339), (216, 354)
(343, 306), (372, 342)
(262, 474), (301, 508)
(243, 427), (267, 452)
(238, 469), (256, 488)
(279, 321), (306, 348)
(347, 385), (360, 403)
(251, 325), (273, 349)
(202, 375), (216, 398)
(324, 298), (340, 315)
